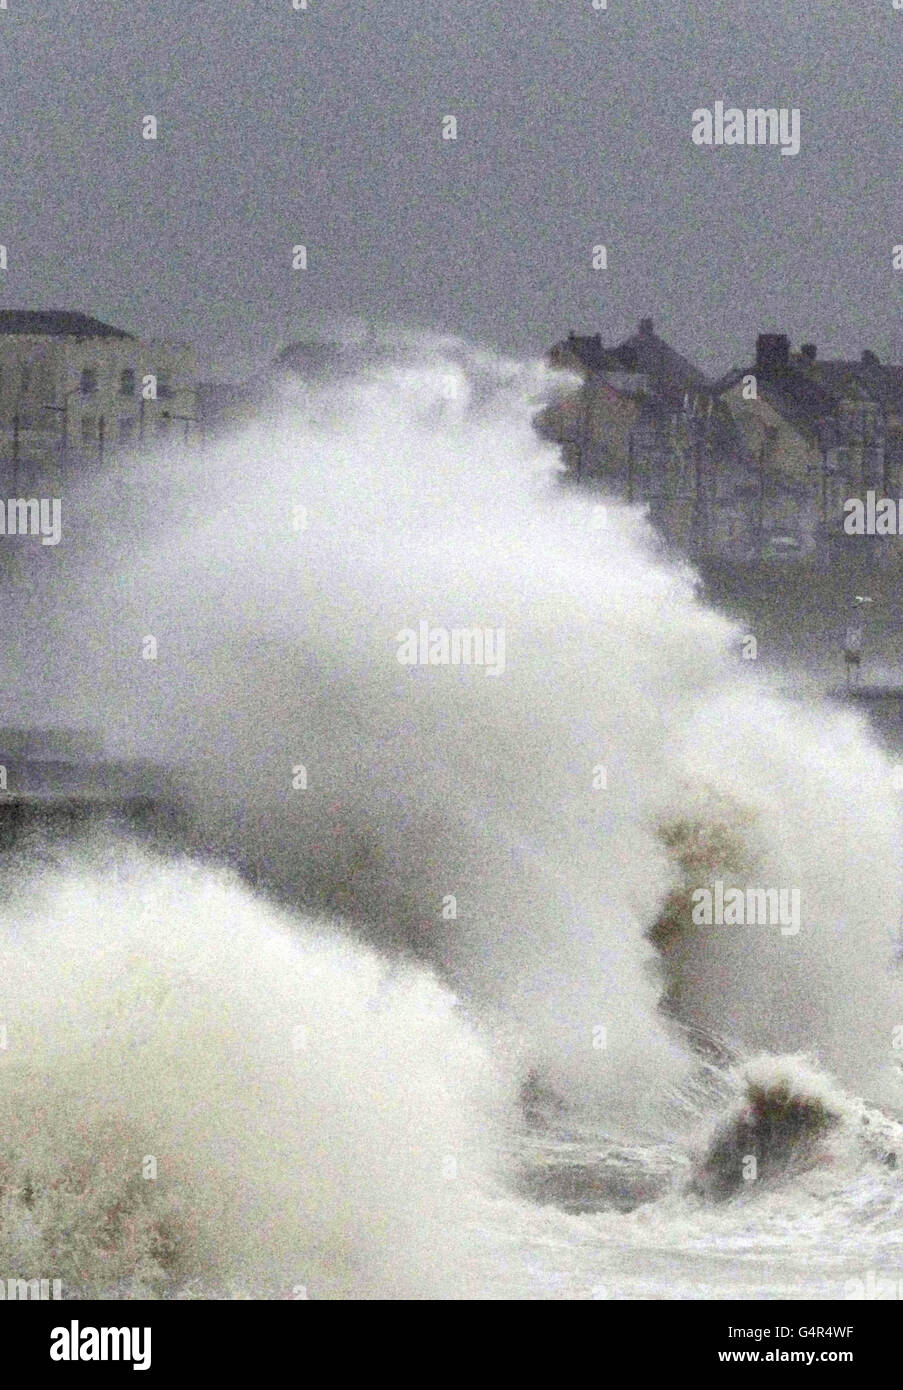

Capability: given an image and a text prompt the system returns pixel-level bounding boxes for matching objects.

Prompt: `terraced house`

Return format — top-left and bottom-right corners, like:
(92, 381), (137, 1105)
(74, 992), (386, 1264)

(715, 334), (903, 563)
(541, 319), (760, 559)
(0, 310), (197, 491)
(541, 320), (903, 566)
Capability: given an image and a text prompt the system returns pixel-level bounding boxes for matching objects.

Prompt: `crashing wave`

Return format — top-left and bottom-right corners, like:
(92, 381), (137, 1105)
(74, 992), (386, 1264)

(689, 1055), (903, 1202)
(0, 840), (512, 1299)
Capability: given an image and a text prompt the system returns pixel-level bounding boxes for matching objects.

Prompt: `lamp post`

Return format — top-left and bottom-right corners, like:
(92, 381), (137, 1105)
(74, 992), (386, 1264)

(159, 382), (197, 444)
(143, 382), (195, 446)
(42, 385), (84, 479)
(843, 595), (873, 688)
(159, 409), (198, 445)
(577, 374), (592, 481)
(11, 414), (20, 494)
(11, 371), (30, 493)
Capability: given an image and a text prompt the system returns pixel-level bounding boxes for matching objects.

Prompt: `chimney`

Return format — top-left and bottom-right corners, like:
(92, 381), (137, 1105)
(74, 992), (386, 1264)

(862, 349), (880, 366)
(755, 333), (790, 375)
(639, 317), (654, 337)
(800, 343), (817, 362)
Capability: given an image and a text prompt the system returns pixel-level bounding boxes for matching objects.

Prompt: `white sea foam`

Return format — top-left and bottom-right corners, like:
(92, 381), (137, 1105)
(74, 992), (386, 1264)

(2, 332), (903, 1297)
(0, 841), (511, 1298)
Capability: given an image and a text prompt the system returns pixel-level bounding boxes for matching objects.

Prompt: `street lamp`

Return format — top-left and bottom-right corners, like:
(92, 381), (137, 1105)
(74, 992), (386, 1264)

(42, 385), (85, 476)
(159, 409), (198, 445)
(843, 595), (873, 688)
(140, 381), (195, 444)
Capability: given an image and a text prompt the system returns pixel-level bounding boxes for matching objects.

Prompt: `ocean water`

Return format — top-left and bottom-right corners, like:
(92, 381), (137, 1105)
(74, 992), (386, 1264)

(2, 333), (903, 1299)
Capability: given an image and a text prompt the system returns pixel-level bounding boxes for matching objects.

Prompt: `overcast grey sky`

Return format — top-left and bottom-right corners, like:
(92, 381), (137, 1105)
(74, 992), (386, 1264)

(0, 0), (899, 377)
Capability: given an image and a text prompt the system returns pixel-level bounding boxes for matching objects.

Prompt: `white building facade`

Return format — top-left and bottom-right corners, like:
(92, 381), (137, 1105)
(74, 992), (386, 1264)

(0, 310), (197, 491)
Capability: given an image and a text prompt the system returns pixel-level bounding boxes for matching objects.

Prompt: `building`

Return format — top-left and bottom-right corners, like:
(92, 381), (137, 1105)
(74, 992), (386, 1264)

(542, 321), (903, 567)
(0, 310), (197, 490)
(715, 335), (903, 563)
(541, 319), (753, 558)
(802, 347), (903, 506)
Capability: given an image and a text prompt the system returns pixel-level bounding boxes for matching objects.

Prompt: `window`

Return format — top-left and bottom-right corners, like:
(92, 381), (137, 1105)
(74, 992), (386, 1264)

(120, 368), (136, 397)
(81, 415), (96, 443)
(156, 370), (172, 400)
(80, 367), (98, 396)
(118, 417), (136, 445)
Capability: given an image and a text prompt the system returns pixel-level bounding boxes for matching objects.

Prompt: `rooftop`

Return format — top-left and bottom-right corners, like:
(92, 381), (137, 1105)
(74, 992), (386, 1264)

(611, 318), (711, 404)
(715, 340), (903, 436)
(549, 320), (712, 406)
(0, 309), (133, 339)
(804, 359), (903, 418)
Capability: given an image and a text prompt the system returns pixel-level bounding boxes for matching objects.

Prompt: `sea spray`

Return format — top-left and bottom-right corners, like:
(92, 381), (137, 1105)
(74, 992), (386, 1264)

(0, 838), (512, 1299)
(657, 689), (903, 1105)
(3, 330), (902, 1118)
